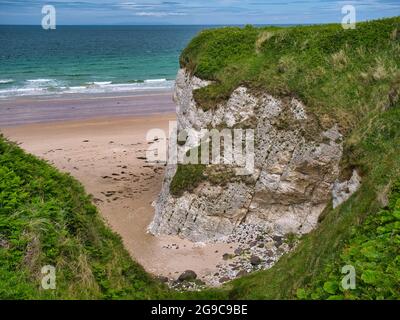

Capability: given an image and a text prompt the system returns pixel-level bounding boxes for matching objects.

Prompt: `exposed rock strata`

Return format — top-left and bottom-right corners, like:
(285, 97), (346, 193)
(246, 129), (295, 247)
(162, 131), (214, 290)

(149, 68), (360, 243)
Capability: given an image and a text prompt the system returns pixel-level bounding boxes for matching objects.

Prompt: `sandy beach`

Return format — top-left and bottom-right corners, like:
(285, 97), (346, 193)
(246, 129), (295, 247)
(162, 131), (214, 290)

(0, 91), (236, 284)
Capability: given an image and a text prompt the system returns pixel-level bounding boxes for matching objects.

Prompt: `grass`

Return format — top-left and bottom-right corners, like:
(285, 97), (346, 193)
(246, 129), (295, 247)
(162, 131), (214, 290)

(170, 164), (206, 197)
(181, 17), (400, 132)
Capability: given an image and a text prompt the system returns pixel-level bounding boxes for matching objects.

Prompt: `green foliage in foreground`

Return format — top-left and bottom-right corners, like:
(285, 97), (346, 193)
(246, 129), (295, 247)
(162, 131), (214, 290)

(0, 136), (166, 299)
(298, 182), (400, 300)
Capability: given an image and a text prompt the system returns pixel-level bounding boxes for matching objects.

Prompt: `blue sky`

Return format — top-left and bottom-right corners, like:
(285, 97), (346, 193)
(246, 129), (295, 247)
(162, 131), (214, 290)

(0, 0), (399, 25)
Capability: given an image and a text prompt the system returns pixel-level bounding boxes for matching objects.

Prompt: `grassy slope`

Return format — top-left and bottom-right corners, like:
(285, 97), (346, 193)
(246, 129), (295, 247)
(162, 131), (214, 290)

(299, 181), (400, 300)
(178, 17), (400, 299)
(0, 136), (168, 299)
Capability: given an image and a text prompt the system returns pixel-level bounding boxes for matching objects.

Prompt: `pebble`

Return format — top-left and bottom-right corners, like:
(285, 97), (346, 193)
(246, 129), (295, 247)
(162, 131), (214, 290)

(178, 270), (197, 282)
(250, 255), (261, 266)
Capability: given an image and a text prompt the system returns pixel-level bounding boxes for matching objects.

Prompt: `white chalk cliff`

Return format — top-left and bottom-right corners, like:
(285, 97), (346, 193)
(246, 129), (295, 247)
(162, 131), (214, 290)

(149, 69), (360, 242)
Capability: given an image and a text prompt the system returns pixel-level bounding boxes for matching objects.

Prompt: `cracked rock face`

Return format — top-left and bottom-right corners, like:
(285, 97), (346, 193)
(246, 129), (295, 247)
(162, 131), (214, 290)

(149, 69), (356, 242)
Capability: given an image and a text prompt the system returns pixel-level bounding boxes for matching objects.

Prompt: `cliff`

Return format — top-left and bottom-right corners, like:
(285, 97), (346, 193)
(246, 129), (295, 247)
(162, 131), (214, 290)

(151, 17), (400, 298)
(149, 69), (359, 242)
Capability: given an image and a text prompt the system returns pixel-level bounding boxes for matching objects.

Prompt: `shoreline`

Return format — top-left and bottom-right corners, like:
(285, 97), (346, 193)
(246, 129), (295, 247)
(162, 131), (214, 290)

(0, 89), (175, 127)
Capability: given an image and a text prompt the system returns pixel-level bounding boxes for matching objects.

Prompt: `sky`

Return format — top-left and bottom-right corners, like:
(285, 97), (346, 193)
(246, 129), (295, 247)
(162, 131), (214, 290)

(0, 0), (399, 25)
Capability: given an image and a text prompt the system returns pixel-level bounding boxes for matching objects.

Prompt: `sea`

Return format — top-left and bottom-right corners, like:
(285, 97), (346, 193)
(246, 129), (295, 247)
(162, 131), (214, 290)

(0, 25), (208, 99)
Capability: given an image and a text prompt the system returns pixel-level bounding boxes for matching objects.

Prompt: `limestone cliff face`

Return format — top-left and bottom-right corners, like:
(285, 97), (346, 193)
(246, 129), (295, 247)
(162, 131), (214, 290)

(149, 69), (358, 242)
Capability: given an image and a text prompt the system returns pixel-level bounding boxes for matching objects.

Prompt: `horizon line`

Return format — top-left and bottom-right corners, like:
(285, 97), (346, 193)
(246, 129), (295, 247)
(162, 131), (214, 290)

(0, 23), (305, 26)
(0, 18), (385, 27)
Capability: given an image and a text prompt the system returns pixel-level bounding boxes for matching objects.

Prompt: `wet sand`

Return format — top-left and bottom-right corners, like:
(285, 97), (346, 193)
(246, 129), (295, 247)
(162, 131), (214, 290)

(1, 93), (235, 283)
(0, 90), (175, 127)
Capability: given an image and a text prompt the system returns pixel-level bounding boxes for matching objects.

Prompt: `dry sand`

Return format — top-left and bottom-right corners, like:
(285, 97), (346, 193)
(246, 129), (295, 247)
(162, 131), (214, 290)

(1, 93), (236, 283)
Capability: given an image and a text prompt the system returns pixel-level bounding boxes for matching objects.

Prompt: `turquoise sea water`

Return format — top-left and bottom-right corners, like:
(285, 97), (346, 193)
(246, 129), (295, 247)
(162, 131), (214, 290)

(0, 25), (207, 98)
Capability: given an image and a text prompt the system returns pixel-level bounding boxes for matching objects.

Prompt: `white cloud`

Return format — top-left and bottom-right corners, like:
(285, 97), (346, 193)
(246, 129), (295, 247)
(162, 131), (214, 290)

(135, 11), (187, 17)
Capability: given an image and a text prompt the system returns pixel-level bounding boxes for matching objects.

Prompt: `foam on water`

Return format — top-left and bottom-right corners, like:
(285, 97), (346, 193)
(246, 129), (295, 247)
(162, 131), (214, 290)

(26, 79), (54, 83)
(144, 79), (167, 83)
(86, 81), (113, 86)
(0, 78), (175, 98)
(0, 79), (14, 84)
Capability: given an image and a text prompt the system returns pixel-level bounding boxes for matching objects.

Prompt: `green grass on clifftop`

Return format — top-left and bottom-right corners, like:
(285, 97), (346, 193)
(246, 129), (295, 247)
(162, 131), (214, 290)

(181, 18), (400, 132)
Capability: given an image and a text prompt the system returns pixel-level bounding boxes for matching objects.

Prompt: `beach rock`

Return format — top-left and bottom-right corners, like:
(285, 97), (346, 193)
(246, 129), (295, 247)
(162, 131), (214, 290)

(272, 236), (283, 247)
(156, 276), (169, 283)
(250, 255), (262, 266)
(222, 253), (231, 261)
(234, 247), (243, 255)
(219, 276), (231, 283)
(265, 250), (274, 257)
(170, 224), (295, 288)
(236, 270), (248, 278)
(178, 270), (197, 282)
(250, 241), (258, 247)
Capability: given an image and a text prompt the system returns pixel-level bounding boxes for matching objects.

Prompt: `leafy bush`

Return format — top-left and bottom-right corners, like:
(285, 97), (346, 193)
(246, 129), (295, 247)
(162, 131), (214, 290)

(298, 181), (400, 300)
